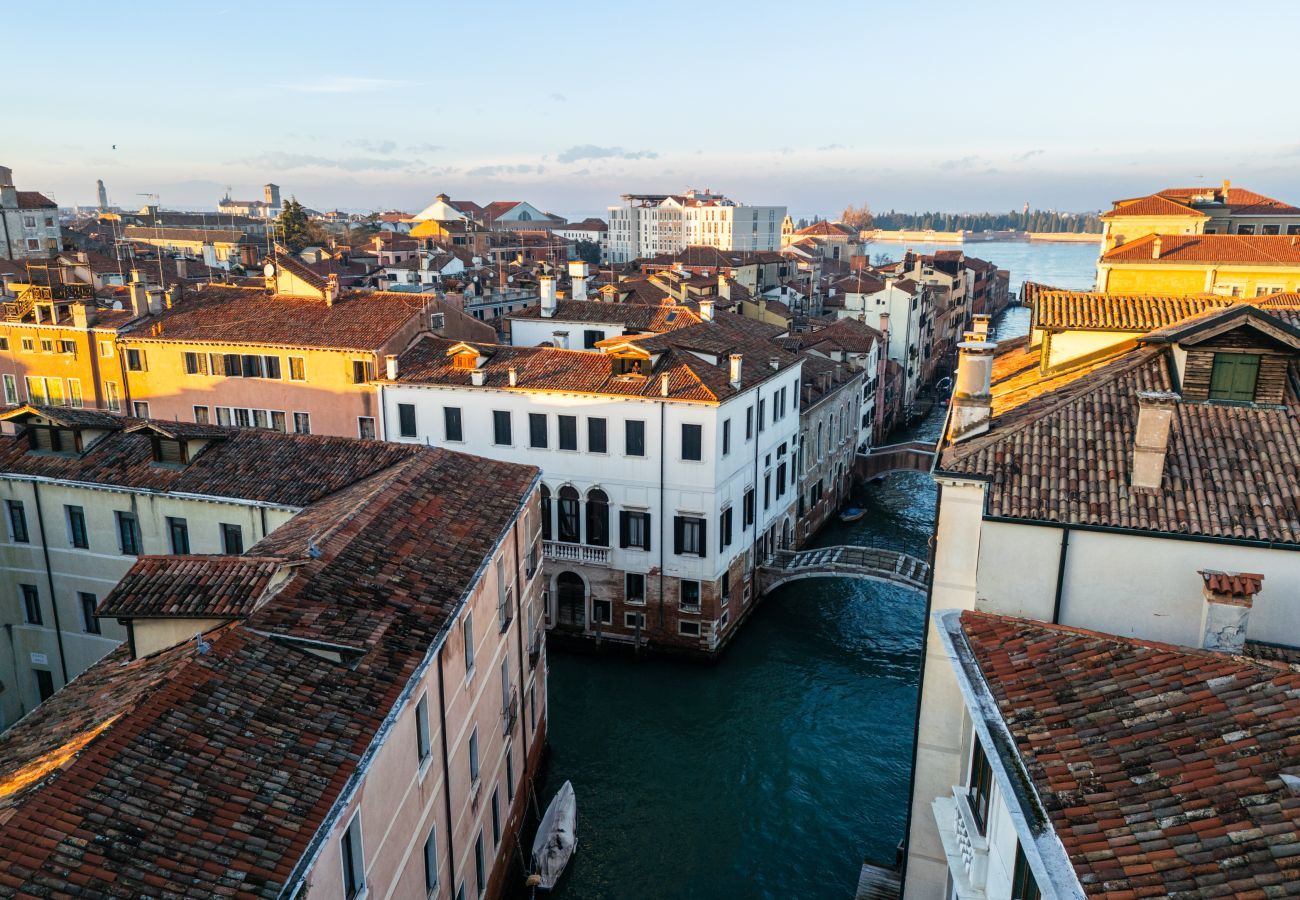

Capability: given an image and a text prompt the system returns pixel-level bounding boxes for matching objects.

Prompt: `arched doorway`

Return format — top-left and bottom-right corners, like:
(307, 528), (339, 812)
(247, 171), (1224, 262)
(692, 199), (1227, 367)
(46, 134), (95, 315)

(781, 517), (792, 550)
(556, 571), (585, 628)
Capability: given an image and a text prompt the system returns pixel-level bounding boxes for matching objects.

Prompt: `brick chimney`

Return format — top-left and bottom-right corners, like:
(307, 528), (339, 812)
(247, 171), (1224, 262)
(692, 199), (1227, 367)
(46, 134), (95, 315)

(1198, 570), (1263, 653)
(1131, 391), (1179, 490)
(540, 275), (557, 318)
(947, 331), (995, 442)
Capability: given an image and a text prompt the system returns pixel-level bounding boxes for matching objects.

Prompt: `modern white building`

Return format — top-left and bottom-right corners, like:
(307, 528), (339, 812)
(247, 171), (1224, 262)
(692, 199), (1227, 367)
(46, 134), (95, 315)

(607, 190), (786, 263)
(827, 272), (931, 412)
(0, 166), (60, 260)
(377, 302), (804, 656)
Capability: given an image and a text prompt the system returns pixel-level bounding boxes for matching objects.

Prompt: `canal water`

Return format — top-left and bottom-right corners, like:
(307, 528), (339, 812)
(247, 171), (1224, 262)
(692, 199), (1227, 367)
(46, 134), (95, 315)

(540, 306), (1033, 899)
(869, 239), (1100, 293)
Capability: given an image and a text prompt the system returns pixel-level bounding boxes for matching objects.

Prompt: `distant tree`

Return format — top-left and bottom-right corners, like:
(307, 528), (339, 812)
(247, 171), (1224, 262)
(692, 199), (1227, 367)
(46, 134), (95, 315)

(840, 203), (874, 231)
(275, 197), (328, 252)
(872, 252), (894, 266)
(574, 239), (602, 266)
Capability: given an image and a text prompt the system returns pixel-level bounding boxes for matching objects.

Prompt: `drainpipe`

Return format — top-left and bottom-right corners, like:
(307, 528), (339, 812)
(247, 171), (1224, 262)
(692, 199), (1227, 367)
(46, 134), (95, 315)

(511, 517), (529, 768)
(1051, 525), (1070, 624)
(30, 481), (69, 685)
(436, 646), (458, 892)
(657, 398), (665, 629)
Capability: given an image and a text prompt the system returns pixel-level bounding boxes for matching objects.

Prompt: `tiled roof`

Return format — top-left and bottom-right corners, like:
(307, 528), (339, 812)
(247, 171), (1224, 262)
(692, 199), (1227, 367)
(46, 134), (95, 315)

(795, 220), (855, 237)
(122, 225), (250, 244)
(98, 555), (283, 618)
(959, 611), (1300, 898)
(15, 191), (56, 209)
(1033, 290), (1239, 331)
(0, 418), (422, 507)
(940, 330), (1300, 544)
(121, 284), (427, 351)
(508, 300), (700, 332)
(1103, 233), (1300, 266)
(1159, 186), (1300, 216)
(830, 273), (887, 295)
(3, 404), (123, 429)
(0, 448), (536, 896)
(1200, 569), (1264, 597)
(1099, 194), (1203, 219)
(790, 317), (880, 354)
(273, 251), (329, 290)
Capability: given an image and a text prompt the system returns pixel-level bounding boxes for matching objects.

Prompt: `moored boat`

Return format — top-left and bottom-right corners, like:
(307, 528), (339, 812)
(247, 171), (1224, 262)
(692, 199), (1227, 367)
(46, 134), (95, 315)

(839, 507), (867, 524)
(528, 781), (577, 893)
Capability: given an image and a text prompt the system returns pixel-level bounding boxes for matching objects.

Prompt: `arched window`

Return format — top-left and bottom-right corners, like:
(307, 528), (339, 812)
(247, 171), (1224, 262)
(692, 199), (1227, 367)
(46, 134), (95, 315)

(540, 485), (552, 541)
(558, 486), (581, 543)
(816, 422), (824, 458)
(585, 488), (609, 547)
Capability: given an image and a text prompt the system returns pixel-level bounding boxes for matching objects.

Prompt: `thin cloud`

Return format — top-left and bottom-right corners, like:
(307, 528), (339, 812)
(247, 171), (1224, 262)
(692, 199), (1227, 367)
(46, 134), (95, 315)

(465, 163), (545, 177)
(550, 92), (568, 102)
(817, 143), (846, 152)
(939, 155), (986, 171)
(278, 76), (406, 94)
(556, 145), (657, 164)
(407, 142), (445, 153)
(347, 139), (398, 154)
(237, 151), (416, 172)
(1012, 149), (1045, 163)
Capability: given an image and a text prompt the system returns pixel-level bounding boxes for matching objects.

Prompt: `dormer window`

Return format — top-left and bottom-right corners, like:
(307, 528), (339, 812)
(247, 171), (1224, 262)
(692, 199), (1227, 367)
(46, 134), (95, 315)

(28, 425), (81, 455)
(612, 357), (646, 378)
(1208, 353), (1260, 403)
(153, 437), (186, 465)
(453, 354), (478, 370)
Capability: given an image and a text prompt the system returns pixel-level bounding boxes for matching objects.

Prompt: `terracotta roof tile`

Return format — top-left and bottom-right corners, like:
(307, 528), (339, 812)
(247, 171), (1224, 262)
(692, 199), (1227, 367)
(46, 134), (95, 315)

(98, 556), (283, 618)
(1199, 570), (1264, 598)
(1099, 194), (1203, 219)
(1034, 290), (1239, 331)
(960, 611), (1300, 898)
(15, 191), (56, 209)
(508, 300), (700, 332)
(1103, 233), (1300, 266)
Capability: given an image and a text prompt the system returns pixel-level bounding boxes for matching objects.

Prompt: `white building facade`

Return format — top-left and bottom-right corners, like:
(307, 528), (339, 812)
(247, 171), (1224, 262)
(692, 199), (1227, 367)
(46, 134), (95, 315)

(0, 166), (61, 261)
(607, 190), (786, 262)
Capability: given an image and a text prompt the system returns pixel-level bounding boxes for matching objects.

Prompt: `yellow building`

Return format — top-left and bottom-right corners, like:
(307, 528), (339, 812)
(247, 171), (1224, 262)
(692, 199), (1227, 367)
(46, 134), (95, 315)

(1097, 234), (1300, 296)
(1100, 181), (1300, 253)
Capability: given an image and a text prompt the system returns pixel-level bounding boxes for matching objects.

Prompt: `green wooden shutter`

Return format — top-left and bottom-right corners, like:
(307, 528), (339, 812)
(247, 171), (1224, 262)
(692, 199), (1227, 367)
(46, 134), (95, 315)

(1209, 353), (1260, 402)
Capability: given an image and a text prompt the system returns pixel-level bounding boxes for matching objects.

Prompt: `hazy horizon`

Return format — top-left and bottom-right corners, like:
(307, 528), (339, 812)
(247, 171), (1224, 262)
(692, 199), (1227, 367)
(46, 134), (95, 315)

(11, 0), (1300, 220)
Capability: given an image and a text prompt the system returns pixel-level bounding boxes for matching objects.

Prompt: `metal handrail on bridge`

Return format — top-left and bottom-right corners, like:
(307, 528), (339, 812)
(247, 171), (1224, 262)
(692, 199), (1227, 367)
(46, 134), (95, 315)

(760, 541), (931, 592)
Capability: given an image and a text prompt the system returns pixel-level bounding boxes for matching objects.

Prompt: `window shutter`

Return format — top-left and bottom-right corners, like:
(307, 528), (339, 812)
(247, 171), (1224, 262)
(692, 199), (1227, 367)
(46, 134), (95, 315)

(643, 515), (651, 552)
(619, 511), (630, 548)
(673, 516), (683, 555)
(698, 520), (707, 557)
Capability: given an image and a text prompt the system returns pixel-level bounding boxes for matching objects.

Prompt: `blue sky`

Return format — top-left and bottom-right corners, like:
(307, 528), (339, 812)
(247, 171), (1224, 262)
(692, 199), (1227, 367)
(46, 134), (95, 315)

(13, 0), (1300, 218)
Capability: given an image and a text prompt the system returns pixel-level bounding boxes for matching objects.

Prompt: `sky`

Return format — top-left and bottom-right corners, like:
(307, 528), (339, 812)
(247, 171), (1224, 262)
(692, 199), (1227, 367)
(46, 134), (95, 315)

(12, 0), (1300, 220)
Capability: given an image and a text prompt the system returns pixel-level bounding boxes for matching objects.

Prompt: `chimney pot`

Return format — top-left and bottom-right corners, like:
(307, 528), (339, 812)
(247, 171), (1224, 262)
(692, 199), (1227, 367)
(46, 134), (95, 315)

(729, 353), (743, 389)
(1151, 236), (1163, 260)
(540, 275), (557, 317)
(385, 354), (399, 380)
(972, 313), (991, 337)
(661, 373), (670, 397)
(769, 356), (780, 371)
(508, 366), (518, 387)
(1131, 390), (1179, 490)
(470, 369), (487, 386)
(948, 335), (996, 442)
(699, 299), (715, 322)
(552, 330), (569, 350)
(1198, 569), (1263, 653)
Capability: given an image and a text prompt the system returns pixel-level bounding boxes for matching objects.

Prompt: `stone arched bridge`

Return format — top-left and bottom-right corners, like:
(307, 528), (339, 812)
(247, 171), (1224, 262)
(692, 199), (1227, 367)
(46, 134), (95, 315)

(759, 545), (931, 594)
(855, 440), (937, 480)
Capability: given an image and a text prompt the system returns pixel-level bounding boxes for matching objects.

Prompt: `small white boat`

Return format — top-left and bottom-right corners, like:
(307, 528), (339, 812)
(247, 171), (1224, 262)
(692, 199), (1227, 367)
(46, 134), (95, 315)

(839, 507), (867, 524)
(528, 781), (576, 892)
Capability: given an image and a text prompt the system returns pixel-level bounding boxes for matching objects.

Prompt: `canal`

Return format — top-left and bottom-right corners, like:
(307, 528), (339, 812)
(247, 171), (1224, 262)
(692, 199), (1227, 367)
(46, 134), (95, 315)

(541, 307), (1032, 899)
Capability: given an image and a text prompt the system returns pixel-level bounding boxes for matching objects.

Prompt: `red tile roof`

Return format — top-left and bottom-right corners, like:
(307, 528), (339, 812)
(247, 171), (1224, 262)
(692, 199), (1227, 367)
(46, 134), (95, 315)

(1160, 186), (1300, 216)
(1200, 569), (1265, 598)
(98, 555), (283, 618)
(1098, 193), (1203, 219)
(508, 300), (700, 332)
(15, 191), (56, 209)
(959, 611), (1300, 898)
(1103, 233), (1300, 266)
(795, 220), (855, 237)
(1033, 290), (1239, 331)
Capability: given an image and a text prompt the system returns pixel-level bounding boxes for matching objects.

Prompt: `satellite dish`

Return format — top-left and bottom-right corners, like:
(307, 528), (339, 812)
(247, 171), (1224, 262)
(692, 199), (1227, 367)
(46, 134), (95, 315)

(264, 263), (276, 278)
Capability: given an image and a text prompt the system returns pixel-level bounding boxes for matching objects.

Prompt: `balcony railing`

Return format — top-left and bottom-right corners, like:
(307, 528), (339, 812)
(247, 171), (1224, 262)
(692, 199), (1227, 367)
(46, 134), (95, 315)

(951, 787), (989, 888)
(529, 628), (544, 669)
(543, 541), (609, 564)
(502, 688), (519, 736)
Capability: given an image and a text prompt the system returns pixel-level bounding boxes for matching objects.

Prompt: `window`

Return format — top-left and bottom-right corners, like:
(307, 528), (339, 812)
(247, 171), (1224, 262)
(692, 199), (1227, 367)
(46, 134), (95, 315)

(583, 329), (602, 349)
(397, 404), (417, 438)
(220, 523), (243, 554)
(679, 620), (700, 637)
(763, 473), (771, 510)
(193, 405), (210, 425)
(674, 516), (706, 557)
(493, 410), (512, 446)
(719, 507), (733, 550)
(270, 410), (286, 432)
(222, 354), (241, 376)
(469, 725), (481, 782)
(968, 737), (994, 834)
(444, 407), (463, 442)
(167, 517), (190, 554)
(592, 596), (612, 625)
(340, 814), (365, 900)
(79, 592), (101, 634)
(1262, 224), (1281, 236)
(416, 694), (431, 767)
(1209, 353), (1260, 402)
(99, 340), (113, 358)
(491, 786), (502, 847)
(20, 337), (33, 352)
(183, 351), (208, 375)
(625, 419), (645, 456)
(116, 511), (140, 555)
(293, 412), (311, 434)
(288, 356), (306, 381)
(557, 486), (580, 543)
(2, 374), (14, 405)
(619, 510), (651, 550)
(67, 380), (83, 408)
(776, 463), (787, 498)
(125, 348), (145, 371)
(625, 611), (646, 629)
(423, 824), (440, 895)
(262, 356), (281, 379)
(496, 557), (513, 631)
(681, 423), (702, 461)
(463, 612), (475, 673)
(474, 830), (486, 897)
(351, 359), (374, 384)
(722, 419), (731, 456)
(540, 485), (552, 541)
(585, 489), (609, 547)
(587, 417), (607, 453)
(743, 487), (755, 527)
(21, 584), (41, 624)
(66, 505), (88, 549)
(1011, 842), (1042, 900)
(105, 382), (121, 412)
(529, 413), (548, 449)
(558, 415), (577, 451)
(758, 398), (766, 432)
(355, 416), (375, 440)
(34, 669), (55, 702)
(626, 572), (646, 605)
(7, 500), (29, 543)
(680, 579), (701, 609)
(1236, 224), (1256, 235)
(506, 742), (516, 801)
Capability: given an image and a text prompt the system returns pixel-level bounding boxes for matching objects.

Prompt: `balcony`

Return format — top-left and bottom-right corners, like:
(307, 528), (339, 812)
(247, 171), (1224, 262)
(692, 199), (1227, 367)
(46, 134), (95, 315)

(529, 628), (544, 669)
(502, 688), (519, 736)
(543, 541), (610, 564)
(932, 787), (989, 899)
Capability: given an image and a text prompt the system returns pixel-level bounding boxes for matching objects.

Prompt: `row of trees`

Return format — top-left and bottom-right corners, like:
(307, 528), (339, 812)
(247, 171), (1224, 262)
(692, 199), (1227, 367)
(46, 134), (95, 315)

(866, 207), (1102, 234)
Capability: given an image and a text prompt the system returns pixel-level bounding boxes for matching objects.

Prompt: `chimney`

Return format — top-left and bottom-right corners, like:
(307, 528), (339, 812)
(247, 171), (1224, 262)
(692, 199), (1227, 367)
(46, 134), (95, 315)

(324, 273), (340, 306)
(972, 313), (991, 338)
(769, 356), (780, 371)
(729, 353), (743, 389)
(540, 275), (557, 317)
(508, 366), (518, 387)
(568, 260), (588, 301)
(1151, 236), (1162, 260)
(174, 257), (188, 279)
(0, 166), (15, 208)
(1221, 179), (1231, 198)
(130, 267), (142, 285)
(128, 280), (149, 318)
(1198, 570), (1263, 653)
(146, 287), (164, 315)
(552, 330), (569, 350)
(164, 285), (180, 309)
(385, 354), (399, 380)
(660, 373), (671, 397)
(470, 369), (487, 386)
(699, 299), (715, 322)
(717, 275), (731, 301)
(1131, 391), (1179, 490)
(75, 250), (89, 264)
(947, 331), (995, 442)
(70, 301), (95, 329)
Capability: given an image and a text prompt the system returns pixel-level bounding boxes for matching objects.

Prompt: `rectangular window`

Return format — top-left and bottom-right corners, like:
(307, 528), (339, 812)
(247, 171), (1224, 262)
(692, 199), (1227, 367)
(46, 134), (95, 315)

(529, 413), (548, 449)
(66, 505), (88, 549)
(424, 824), (440, 894)
(1209, 353), (1260, 402)
(758, 398), (766, 432)
(625, 611), (646, 629)
(493, 410), (512, 446)
(79, 591), (101, 634)
(416, 694), (431, 767)
(99, 340), (113, 358)
(189, 405), (209, 425)
(587, 417), (607, 453)
(679, 620), (700, 637)
(132, 401), (150, 419)
(105, 381), (121, 413)
(674, 516), (706, 557)
(1236, 224), (1256, 235)
(269, 410), (286, 432)
(719, 507), (733, 550)
(722, 419), (731, 456)
(394, 403), (417, 438)
(67, 380), (83, 408)
(474, 831), (486, 897)
(2, 374), (15, 405)
(491, 786), (501, 847)
(1011, 842), (1042, 900)
(262, 356), (281, 379)
(34, 668), (55, 701)
(626, 572), (646, 605)
(968, 737), (994, 834)
(776, 462), (787, 498)
(239, 354), (262, 378)
(351, 359), (374, 384)
(764, 473), (771, 510)
(220, 522), (243, 554)
(558, 415), (577, 451)
(167, 516), (190, 554)
(469, 725), (480, 781)
(357, 416), (376, 440)
(583, 329), (602, 349)
(183, 351), (208, 375)
(444, 407), (463, 442)
(681, 423), (702, 461)
(125, 348), (145, 371)
(7, 500), (29, 543)
(216, 407), (231, 427)
(293, 412), (311, 434)
(506, 742), (516, 801)
(463, 612), (475, 673)
(21, 584), (41, 625)
(341, 814), (365, 900)
(743, 487), (755, 527)
(25, 376), (47, 406)
(288, 356), (306, 381)
(619, 510), (651, 550)
(625, 419), (646, 456)
(116, 511), (140, 555)
(222, 354), (241, 376)
(681, 580), (701, 609)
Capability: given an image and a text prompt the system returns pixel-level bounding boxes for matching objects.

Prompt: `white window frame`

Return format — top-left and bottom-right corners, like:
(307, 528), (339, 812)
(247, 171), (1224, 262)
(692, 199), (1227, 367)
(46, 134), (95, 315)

(340, 810), (366, 899)
(678, 620), (701, 637)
